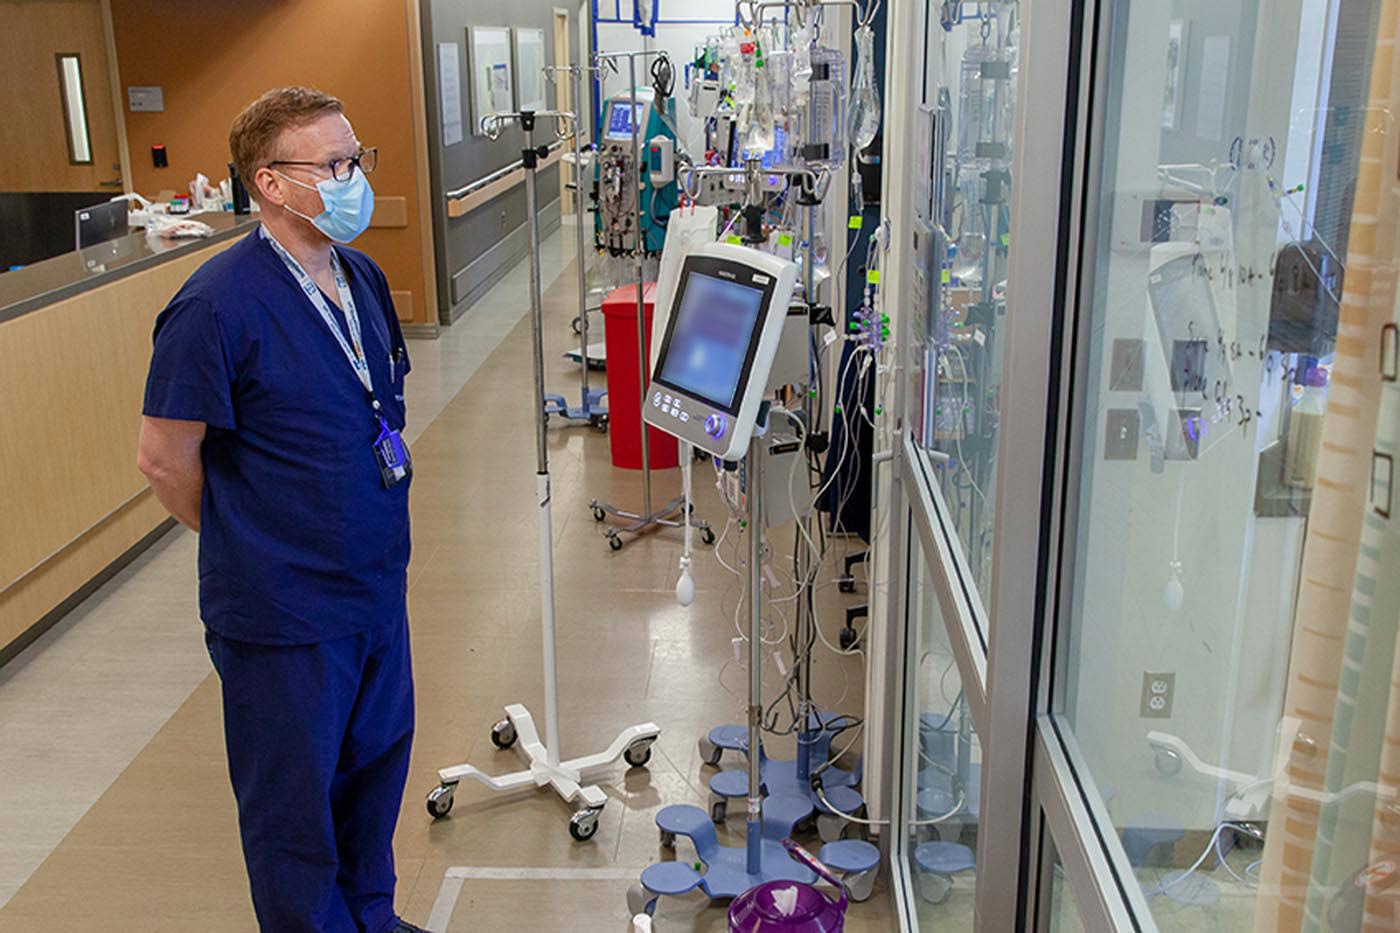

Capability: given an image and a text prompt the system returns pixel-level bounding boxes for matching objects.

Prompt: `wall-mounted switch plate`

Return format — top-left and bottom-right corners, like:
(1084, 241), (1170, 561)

(1105, 409), (1140, 460)
(1110, 338), (1145, 391)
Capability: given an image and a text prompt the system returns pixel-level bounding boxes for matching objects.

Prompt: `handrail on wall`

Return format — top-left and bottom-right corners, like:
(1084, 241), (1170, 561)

(445, 140), (566, 201)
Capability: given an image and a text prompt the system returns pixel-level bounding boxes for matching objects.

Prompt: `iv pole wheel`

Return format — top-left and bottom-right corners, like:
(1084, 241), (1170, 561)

(627, 883), (654, 917)
(1154, 747), (1184, 777)
(699, 525), (716, 546)
(839, 625), (859, 651)
(425, 783), (456, 819)
(607, 530), (624, 551)
(592, 415), (609, 434)
(590, 503), (607, 522)
(569, 808), (601, 842)
(709, 795), (727, 823)
(490, 718), (518, 750)
(623, 741), (653, 768)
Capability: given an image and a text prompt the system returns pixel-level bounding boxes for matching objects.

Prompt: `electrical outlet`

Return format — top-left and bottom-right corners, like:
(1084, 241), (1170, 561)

(1141, 672), (1175, 718)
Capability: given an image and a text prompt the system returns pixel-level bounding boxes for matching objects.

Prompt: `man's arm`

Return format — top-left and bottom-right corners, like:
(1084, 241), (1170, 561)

(137, 416), (207, 532)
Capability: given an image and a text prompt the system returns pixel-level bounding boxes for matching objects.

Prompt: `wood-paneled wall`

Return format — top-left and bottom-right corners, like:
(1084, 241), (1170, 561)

(0, 239), (235, 654)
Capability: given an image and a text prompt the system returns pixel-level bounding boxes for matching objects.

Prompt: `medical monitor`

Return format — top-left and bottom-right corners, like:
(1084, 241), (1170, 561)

(604, 101), (649, 140)
(645, 242), (799, 460)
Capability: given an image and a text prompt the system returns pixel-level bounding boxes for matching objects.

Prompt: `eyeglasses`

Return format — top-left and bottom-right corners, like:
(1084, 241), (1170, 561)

(268, 146), (378, 183)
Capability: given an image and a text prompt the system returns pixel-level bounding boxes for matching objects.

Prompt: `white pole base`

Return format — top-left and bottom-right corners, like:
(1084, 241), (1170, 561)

(436, 704), (661, 815)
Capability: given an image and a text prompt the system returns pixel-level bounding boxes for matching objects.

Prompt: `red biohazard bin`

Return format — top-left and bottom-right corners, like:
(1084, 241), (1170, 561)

(601, 283), (680, 470)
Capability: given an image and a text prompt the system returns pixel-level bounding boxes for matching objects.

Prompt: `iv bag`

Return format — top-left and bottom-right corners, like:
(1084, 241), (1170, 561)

(850, 24), (880, 150)
(957, 43), (1014, 168)
(732, 30), (757, 106)
(805, 47), (846, 167)
(790, 23), (814, 107)
(743, 28), (776, 154)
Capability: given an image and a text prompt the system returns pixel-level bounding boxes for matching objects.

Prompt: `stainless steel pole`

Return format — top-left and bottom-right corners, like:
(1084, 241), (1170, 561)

(523, 118), (561, 766)
(572, 66), (592, 412)
(796, 200), (817, 780)
(629, 54), (654, 515)
(746, 432), (765, 876)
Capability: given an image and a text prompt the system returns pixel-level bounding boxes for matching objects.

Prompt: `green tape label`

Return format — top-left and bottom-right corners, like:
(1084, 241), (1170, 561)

(941, 270), (951, 284)
(1001, 233), (1010, 247)
(848, 216), (863, 230)
(778, 233), (794, 247)
(866, 269), (881, 285)
(725, 235), (742, 245)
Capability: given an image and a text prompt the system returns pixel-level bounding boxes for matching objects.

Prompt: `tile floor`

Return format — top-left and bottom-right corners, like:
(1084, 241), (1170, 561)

(0, 223), (891, 931)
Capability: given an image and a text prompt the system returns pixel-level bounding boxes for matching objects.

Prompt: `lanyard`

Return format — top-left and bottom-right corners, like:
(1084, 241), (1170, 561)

(261, 226), (378, 409)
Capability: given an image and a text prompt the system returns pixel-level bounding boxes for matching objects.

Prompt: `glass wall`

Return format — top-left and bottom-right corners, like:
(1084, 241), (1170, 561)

(1051, 0), (1400, 928)
(909, 2), (1021, 604)
(903, 523), (981, 929)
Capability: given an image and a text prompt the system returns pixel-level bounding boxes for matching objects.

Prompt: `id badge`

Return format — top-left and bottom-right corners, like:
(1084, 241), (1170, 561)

(373, 418), (412, 489)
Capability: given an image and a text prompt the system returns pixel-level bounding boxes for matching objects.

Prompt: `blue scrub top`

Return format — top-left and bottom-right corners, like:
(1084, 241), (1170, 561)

(143, 228), (412, 645)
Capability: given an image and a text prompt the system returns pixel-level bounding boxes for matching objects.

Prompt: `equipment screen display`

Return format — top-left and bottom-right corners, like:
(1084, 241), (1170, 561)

(605, 102), (648, 139)
(657, 271), (766, 412)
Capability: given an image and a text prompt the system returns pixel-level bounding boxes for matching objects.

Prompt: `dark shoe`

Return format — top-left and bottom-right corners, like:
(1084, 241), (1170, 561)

(395, 922), (431, 933)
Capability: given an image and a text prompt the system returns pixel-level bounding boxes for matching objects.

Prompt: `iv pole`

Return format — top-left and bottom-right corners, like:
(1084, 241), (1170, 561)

(587, 48), (711, 552)
(543, 63), (609, 430)
(428, 109), (660, 843)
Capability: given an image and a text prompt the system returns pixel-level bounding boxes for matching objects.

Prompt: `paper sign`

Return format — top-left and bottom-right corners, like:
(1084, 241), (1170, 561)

(437, 43), (463, 146)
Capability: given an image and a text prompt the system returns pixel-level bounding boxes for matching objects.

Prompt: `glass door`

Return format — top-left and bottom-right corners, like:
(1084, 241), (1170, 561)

(1021, 0), (1400, 928)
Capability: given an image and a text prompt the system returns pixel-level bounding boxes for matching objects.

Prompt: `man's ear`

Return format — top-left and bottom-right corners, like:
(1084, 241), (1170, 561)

(254, 166), (285, 206)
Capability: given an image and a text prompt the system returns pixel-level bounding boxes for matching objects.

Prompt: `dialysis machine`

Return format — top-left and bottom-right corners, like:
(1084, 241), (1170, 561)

(594, 88), (680, 256)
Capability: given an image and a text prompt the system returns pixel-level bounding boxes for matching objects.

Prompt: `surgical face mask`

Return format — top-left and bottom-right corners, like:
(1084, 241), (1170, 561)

(276, 168), (375, 243)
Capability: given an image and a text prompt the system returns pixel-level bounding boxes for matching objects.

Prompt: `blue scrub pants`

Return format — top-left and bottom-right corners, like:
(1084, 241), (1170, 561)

(206, 618), (415, 933)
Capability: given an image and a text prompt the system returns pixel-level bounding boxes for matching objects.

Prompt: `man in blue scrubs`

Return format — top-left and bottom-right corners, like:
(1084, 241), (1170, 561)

(136, 87), (426, 933)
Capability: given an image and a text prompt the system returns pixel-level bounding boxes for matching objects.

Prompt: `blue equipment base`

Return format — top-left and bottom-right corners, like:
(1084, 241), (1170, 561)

(706, 712), (864, 821)
(543, 387), (608, 426)
(633, 800), (817, 916)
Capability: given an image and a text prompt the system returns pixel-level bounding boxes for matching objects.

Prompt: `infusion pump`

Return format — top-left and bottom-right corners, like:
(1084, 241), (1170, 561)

(644, 242), (799, 460)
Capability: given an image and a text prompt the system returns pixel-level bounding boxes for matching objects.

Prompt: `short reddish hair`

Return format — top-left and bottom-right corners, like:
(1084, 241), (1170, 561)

(228, 86), (343, 195)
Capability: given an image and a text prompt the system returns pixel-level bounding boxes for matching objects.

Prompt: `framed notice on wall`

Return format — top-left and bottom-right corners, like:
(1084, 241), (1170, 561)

(513, 27), (548, 113)
(437, 42), (463, 146)
(467, 25), (514, 135)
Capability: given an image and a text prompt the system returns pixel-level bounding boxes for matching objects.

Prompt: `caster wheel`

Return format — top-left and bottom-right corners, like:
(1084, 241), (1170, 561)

(591, 504), (606, 522)
(593, 417), (609, 434)
(1154, 748), (1184, 777)
(571, 317), (582, 335)
(627, 882), (654, 917)
(698, 736), (722, 766)
(490, 718), (517, 750)
(426, 783), (456, 819)
(839, 626), (859, 651)
(916, 871), (953, 904)
(608, 533), (623, 552)
(817, 813), (849, 843)
(659, 829), (676, 850)
(570, 808), (601, 842)
(624, 742), (653, 768)
(838, 579), (856, 594)
(709, 797), (727, 823)
(700, 526), (716, 546)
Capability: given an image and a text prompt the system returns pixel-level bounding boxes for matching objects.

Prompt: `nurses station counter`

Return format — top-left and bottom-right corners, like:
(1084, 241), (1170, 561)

(0, 212), (259, 663)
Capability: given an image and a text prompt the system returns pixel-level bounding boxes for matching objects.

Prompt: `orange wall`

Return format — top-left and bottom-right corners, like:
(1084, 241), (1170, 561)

(108, 0), (433, 325)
